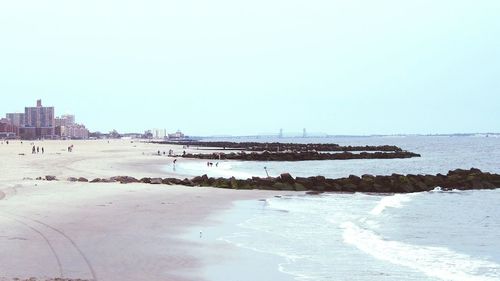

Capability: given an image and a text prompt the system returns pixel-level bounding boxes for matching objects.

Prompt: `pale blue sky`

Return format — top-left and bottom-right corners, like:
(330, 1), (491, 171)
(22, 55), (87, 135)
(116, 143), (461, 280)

(1, 0), (499, 135)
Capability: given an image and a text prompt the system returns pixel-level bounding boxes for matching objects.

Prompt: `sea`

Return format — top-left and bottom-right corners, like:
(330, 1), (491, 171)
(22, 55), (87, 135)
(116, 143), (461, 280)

(178, 136), (500, 281)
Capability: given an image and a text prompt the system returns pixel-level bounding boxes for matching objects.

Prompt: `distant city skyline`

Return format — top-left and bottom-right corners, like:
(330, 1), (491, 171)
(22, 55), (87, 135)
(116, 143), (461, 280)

(1, 1), (499, 135)
(2, 97), (499, 136)
(1, 99), (89, 139)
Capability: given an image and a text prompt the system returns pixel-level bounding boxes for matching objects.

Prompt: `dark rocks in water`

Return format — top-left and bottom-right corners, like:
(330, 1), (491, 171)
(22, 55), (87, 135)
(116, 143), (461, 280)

(293, 183), (307, 191)
(203, 168), (498, 193)
(77, 177), (89, 182)
(272, 182), (295, 191)
(192, 174), (209, 186)
(178, 151), (420, 161)
(280, 173), (295, 184)
(68, 177), (78, 182)
(49, 168), (500, 194)
(161, 178), (172, 185)
(153, 140), (404, 153)
(45, 175), (57, 181)
(165, 178), (184, 185)
(181, 178), (194, 186)
(140, 177), (152, 184)
(150, 178), (163, 184)
(213, 177), (230, 189)
(343, 183), (358, 192)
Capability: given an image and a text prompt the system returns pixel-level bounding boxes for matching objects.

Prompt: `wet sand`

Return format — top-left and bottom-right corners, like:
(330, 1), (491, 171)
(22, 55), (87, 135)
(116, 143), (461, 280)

(0, 140), (288, 281)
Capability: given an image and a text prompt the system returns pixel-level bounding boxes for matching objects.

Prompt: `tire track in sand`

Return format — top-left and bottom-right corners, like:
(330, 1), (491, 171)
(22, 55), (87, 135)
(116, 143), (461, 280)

(2, 212), (98, 281)
(0, 214), (64, 278)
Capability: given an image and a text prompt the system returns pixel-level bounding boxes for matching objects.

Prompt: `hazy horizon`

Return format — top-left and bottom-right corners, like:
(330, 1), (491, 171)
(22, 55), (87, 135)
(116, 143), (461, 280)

(1, 1), (499, 135)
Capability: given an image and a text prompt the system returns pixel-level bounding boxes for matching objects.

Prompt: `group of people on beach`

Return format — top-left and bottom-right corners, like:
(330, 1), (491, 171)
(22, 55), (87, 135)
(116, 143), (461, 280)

(31, 145), (44, 154)
(207, 162), (219, 167)
(157, 149), (175, 156)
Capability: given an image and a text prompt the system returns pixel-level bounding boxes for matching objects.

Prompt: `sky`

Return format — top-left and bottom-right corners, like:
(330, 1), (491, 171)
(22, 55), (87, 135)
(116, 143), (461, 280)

(0, 0), (499, 136)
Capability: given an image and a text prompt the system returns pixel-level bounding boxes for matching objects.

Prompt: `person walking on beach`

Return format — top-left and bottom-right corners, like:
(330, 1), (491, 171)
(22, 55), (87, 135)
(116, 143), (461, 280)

(36, 146), (39, 154)
(42, 147), (44, 154)
(32, 146), (36, 154)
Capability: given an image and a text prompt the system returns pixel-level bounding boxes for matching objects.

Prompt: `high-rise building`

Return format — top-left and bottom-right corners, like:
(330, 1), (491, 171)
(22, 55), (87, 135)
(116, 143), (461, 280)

(152, 129), (167, 139)
(55, 114), (75, 127)
(60, 124), (89, 139)
(21, 99), (56, 139)
(25, 99), (55, 128)
(3, 99), (90, 139)
(0, 118), (18, 138)
(55, 114), (89, 139)
(6, 113), (25, 127)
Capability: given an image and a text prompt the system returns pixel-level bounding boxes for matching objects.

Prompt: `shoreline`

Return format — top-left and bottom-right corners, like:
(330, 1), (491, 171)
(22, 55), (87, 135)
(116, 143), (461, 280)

(2, 138), (499, 280)
(179, 198), (299, 281)
(0, 180), (290, 281)
(0, 139), (295, 280)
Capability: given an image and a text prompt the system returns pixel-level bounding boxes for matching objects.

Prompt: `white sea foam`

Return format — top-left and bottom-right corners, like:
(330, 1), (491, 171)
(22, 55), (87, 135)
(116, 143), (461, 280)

(370, 194), (415, 216)
(341, 221), (500, 281)
(431, 186), (443, 192)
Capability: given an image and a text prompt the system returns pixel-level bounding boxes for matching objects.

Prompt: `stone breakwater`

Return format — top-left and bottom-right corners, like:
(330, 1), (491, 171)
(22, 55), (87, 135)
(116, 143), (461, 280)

(177, 151), (420, 161)
(154, 141), (404, 152)
(38, 168), (500, 194)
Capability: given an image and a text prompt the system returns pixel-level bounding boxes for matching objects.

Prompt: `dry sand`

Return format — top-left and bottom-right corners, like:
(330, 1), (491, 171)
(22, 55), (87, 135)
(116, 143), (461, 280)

(0, 140), (288, 281)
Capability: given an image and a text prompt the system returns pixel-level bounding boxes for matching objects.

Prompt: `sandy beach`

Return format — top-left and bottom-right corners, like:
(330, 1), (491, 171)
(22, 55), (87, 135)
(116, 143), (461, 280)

(0, 140), (289, 281)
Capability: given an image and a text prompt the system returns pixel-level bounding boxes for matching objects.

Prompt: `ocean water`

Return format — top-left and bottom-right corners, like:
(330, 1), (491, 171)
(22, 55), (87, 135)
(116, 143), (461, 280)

(172, 136), (500, 178)
(211, 190), (500, 281)
(181, 136), (500, 281)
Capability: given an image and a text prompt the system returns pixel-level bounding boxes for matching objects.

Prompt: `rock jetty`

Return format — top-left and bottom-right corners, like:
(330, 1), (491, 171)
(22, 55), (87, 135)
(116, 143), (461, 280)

(154, 140), (404, 152)
(177, 151), (420, 161)
(38, 168), (500, 194)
